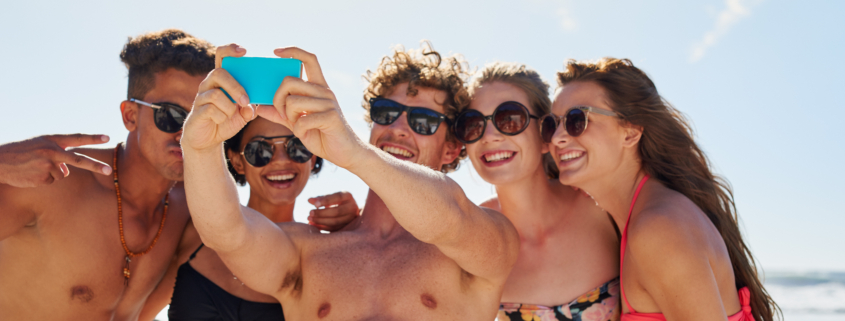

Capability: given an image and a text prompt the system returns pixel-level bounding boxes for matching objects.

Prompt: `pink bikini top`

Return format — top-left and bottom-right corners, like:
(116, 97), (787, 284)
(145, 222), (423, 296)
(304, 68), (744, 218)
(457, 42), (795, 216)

(620, 175), (754, 321)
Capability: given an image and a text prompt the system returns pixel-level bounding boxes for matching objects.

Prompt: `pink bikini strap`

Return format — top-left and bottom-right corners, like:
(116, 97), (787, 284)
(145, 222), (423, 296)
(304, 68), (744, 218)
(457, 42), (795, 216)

(621, 174), (650, 314)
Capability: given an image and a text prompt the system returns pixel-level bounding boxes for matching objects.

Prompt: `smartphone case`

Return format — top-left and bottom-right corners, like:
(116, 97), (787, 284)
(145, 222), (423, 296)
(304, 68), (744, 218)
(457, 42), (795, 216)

(222, 57), (302, 105)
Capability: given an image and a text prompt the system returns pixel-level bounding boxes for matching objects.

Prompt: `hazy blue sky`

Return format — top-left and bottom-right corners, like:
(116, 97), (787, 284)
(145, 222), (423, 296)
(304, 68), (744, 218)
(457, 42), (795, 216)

(1, 0), (842, 272)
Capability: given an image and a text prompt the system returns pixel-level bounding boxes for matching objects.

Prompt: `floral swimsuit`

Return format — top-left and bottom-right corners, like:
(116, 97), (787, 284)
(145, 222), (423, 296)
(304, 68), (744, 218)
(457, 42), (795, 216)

(498, 277), (620, 321)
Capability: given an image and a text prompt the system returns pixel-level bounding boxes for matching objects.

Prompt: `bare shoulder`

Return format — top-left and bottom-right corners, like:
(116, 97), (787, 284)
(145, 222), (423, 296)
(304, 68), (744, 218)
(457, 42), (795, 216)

(627, 188), (711, 257)
(277, 221), (322, 239)
(479, 195), (500, 211)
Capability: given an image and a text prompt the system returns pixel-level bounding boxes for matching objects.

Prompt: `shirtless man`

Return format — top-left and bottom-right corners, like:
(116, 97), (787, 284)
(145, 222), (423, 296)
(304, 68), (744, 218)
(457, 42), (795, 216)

(182, 44), (521, 320)
(0, 29), (214, 321)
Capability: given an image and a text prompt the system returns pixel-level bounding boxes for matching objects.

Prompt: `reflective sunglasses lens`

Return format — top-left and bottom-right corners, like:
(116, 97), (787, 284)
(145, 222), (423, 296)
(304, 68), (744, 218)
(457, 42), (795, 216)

(454, 110), (485, 143)
(407, 108), (442, 135)
(286, 138), (313, 163)
(243, 141), (273, 167)
(154, 104), (187, 133)
(370, 100), (402, 125)
(565, 108), (587, 137)
(494, 103), (529, 135)
(540, 115), (558, 143)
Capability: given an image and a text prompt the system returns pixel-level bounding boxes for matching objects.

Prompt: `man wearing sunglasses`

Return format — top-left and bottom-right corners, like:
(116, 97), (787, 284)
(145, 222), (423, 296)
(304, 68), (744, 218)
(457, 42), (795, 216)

(183, 43), (519, 320)
(0, 29), (216, 321)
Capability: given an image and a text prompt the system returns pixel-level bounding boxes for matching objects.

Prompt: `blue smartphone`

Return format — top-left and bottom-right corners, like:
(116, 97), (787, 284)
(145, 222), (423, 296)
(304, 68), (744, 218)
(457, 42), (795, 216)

(221, 57), (302, 105)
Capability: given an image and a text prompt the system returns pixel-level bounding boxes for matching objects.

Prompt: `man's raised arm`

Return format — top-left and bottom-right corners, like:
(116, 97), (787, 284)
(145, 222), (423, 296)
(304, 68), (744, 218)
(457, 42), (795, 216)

(269, 48), (519, 284)
(181, 44), (301, 296)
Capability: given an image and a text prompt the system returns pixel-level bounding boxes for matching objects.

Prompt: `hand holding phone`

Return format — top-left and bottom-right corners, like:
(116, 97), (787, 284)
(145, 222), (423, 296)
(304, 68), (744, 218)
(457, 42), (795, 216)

(222, 57), (302, 105)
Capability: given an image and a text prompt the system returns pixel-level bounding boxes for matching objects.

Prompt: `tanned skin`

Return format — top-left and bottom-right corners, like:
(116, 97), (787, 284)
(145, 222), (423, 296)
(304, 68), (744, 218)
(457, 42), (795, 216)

(0, 69), (202, 321)
(182, 45), (520, 321)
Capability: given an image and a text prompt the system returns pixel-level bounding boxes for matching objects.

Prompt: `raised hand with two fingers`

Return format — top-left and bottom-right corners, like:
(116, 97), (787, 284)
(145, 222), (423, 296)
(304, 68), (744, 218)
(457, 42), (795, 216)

(0, 134), (112, 187)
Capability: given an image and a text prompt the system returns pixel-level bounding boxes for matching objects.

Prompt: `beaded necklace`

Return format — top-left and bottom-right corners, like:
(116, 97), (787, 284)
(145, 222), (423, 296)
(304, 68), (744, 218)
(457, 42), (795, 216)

(113, 143), (169, 285)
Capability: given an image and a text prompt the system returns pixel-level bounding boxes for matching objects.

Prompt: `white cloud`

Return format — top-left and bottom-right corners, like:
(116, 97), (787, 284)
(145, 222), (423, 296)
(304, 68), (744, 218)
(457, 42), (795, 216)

(555, 1), (578, 32)
(689, 0), (762, 63)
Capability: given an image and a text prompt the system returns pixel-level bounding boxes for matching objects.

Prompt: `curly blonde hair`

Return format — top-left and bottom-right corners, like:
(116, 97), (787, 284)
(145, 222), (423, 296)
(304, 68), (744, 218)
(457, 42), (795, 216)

(362, 41), (470, 172)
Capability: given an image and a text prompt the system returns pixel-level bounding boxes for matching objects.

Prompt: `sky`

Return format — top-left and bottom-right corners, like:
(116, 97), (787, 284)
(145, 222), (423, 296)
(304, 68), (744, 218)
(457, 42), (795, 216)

(1, 0), (843, 272)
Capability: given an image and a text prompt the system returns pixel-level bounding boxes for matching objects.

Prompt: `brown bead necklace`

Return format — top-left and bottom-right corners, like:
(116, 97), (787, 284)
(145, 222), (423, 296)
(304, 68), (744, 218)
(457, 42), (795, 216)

(113, 143), (169, 285)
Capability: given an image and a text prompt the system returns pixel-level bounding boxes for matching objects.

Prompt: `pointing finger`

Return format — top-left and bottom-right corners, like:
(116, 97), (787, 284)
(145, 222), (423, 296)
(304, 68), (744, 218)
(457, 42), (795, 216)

(215, 43), (247, 69)
(46, 134), (110, 149)
(53, 149), (113, 175)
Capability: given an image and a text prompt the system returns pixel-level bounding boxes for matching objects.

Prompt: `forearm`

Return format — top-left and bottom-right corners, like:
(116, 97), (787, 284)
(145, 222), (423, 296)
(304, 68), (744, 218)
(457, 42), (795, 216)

(182, 144), (248, 252)
(349, 145), (474, 244)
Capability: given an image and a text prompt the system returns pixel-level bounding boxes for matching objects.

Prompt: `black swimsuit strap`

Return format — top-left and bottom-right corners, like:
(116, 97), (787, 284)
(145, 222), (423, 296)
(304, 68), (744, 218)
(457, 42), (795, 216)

(188, 243), (205, 261)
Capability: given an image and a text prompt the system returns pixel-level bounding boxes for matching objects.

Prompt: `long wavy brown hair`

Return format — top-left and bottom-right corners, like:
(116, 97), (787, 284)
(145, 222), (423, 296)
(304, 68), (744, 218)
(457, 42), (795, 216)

(557, 58), (780, 321)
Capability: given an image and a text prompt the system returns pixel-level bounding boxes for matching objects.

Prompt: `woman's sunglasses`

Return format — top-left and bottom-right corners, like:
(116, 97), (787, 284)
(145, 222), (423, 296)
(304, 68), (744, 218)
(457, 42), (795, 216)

(539, 106), (620, 143)
(240, 135), (313, 167)
(369, 97), (451, 136)
(453, 101), (538, 144)
(130, 98), (189, 134)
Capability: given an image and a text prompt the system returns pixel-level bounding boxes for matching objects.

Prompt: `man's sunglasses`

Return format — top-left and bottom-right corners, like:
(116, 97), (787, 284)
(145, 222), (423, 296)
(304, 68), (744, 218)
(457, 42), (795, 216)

(539, 106), (620, 143)
(369, 98), (451, 136)
(240, 135), (313, 167)
(130, 98), (189, 134)
(453, 101), (538, 144)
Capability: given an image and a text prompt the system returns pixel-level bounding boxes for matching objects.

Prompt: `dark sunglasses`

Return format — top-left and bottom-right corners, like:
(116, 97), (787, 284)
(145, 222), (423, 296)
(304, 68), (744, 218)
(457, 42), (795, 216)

(453, 101), (539, 144)
(369, 97), (451, 136)
(539, 106), (620, 143)
(130, 98), (189, 134)
(240, 135), (313, 167)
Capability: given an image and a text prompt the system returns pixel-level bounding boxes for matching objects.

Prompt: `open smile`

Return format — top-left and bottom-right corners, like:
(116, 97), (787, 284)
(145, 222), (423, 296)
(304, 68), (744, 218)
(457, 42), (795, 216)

(380, 144), (415, 160)
(481, 150), (516, 167)
(263, 171), (298, 189)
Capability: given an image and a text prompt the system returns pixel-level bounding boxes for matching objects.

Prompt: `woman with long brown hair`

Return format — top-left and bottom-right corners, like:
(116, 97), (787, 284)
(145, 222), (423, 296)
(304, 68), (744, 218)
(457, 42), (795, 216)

(542, 58), (779, 321)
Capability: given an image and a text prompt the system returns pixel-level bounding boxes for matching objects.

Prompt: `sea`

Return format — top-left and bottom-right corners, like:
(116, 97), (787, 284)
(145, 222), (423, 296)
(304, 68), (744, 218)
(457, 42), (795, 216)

(153, 270), (845, 321)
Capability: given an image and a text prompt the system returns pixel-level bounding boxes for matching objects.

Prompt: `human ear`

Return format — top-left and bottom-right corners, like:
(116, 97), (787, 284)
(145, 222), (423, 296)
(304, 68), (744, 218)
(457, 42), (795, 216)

(441, 140), (462, 166)
(121, 100), (138, 132)
(622, 123), (643, 148)
(227, 149), (246, 175)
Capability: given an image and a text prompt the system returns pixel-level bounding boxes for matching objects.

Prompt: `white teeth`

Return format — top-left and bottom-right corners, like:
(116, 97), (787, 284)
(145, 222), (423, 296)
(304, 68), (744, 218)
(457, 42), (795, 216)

(484, 151), (514, 163)
(560, 151), (584, 162)
(266, 174), (295, 181)
(382, 146), (413, 158)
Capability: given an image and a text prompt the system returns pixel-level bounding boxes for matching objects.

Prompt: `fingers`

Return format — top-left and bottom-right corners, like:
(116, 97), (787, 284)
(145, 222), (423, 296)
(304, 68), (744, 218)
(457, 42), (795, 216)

(52, 150), (113, 175)
(308, 191), (354, 208)
(198, 69), (251, 108)
(254, 105), (289, 128)
(215, 43), (247, 69)
(309, 202), (360, 231)
(271, 78), (335, 126)
(46, 134), (110, 149)
(194, 104), (231, 125)
(273, 47), (328, 87)
(290, 108), (339, 141)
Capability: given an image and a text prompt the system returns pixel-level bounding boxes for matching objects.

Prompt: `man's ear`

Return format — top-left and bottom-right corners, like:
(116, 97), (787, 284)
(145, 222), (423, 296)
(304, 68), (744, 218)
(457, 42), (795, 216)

(622, 123), (643, 148)
(227, 149), (246, 175)
(121, 100), (138, 132)
(441, 140), (463, 166)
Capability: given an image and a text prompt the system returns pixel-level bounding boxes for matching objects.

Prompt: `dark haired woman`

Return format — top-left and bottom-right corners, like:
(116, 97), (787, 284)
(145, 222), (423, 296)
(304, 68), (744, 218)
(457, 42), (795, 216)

(543, 58), (778, 321)
(455, 62), (621, 321)
(167, 117), (358, 321)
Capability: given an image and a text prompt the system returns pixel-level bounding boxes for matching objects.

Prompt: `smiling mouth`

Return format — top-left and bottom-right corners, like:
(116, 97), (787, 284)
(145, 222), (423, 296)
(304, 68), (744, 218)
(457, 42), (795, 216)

(560, 151), (585, 162)
(483, 151), (515, 163)
(381, 145), (414, 158)
(265, 173), (296, 184)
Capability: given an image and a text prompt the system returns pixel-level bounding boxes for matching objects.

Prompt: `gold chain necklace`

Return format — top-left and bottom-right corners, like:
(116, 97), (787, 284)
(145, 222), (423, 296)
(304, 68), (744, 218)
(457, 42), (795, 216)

(113, 143), (169, 285)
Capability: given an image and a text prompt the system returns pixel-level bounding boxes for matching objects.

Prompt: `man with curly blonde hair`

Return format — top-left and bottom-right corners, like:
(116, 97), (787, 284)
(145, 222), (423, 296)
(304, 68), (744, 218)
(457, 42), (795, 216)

(182, 42), (520, 320)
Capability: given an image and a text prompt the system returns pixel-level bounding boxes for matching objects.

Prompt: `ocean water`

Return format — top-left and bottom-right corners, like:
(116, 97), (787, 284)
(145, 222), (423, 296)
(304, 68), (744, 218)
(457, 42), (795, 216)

(766, 271), (845, 321)
(154, 271), (845, 321)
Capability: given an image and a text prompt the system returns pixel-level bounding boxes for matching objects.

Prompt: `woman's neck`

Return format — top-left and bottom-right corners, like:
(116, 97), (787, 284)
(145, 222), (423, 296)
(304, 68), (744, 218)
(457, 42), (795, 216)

(579, 159), (646, 232)
(495, 164), (571, 239)
(246, 193), (295, 223)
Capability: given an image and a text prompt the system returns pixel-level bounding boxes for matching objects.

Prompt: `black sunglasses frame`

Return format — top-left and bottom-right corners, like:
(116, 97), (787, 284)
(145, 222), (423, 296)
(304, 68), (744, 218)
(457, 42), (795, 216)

(130, 98), (189, 134)
(452, 101), (539, 144)
(240, 135), (313, 167)
(539, 106), (620, 143)
(368, 97), (452, 136)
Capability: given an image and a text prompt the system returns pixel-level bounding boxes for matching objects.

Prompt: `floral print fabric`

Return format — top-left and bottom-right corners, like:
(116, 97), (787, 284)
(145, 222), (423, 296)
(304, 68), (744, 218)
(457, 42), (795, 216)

(498, 277), (620, 321)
